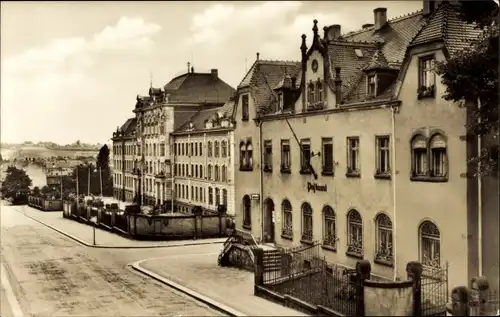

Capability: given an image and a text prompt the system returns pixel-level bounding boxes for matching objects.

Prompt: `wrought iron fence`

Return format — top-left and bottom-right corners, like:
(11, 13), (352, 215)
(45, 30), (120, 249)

(421, 263), (449, 316)
(100, 212), (112, 227)
(261, 242), (357, 315)
(470, 289), (500, 316)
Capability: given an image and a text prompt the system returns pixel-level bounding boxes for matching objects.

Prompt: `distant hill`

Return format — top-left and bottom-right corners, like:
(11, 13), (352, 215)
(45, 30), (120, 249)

(1, 146), (99, 161)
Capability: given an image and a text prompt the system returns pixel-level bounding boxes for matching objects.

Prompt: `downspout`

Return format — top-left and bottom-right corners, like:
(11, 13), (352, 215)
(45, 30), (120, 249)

(391, 105), (398, 281)
(258, 119), (264, 243)
(477, 97), (483, 276)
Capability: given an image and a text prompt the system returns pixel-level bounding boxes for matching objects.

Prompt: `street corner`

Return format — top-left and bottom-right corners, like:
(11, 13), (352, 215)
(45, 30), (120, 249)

(130, 257), (247, 317)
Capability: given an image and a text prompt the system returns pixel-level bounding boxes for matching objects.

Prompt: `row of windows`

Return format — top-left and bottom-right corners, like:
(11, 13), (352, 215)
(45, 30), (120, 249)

(241, 197), (442, 268)
(241, 133), (448, 182)
(142, 121), (165, 136)
(175, 183), (228, 206)
(174, 163), (228, 182)
(113, 143), (165, 158)
(174, 140), (229, 158)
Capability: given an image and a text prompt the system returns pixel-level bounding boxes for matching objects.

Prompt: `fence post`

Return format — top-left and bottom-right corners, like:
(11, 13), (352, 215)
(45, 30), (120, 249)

(406, 261), (423, 316)
(451, 286), (470, 316)
(471, 276), (490, 315)
(254, 248), (264, 290)
(356, 260), (371, 317)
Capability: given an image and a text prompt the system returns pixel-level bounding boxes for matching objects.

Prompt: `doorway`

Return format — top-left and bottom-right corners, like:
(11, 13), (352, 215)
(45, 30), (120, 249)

(263, 198), (275, 243)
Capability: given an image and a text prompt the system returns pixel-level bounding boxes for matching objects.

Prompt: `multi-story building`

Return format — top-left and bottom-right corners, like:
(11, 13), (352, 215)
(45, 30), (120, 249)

(234, 0), (498, 291)
(112, 117), (137, 202)
(112, 66), (235, 208)
(172, 99), (236, 215)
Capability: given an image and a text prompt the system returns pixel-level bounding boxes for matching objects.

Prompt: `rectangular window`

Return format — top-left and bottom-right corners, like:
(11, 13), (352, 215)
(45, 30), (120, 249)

(346, 137), (360, 176)
(368, 75), (376, 97)
(190, 164), (194, 177)
(199, 143), (203, 156)
(413, 149), (427, 176)
(280, 139), (291, 172)
(300, 138), (311, 173)
(242, 94), (249, 121)
(278, 93), (284, 111)
(418, 55), (436, 99)
(322, 138), (334, 175)
(263, 140), (273, 172)
(376, 136), (390, 177)
(190, 143), (194, 157)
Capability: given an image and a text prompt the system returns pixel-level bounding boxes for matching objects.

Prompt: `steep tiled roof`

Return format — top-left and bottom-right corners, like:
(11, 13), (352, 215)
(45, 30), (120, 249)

(239, 60), (301, 114)
(364, 48), (391, 71)
(119, 117), (137, 135)
(410, 3), (483, 55)
(174, 100), (235, 133)
(173, 108), (199, 130)
(163, 72), (235, 104)
(342, 11), (426, 63)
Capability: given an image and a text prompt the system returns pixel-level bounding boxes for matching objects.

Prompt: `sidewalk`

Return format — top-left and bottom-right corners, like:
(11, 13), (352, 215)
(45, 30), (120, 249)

(135, 253), (309, 316)
(14, 205), (226, 249)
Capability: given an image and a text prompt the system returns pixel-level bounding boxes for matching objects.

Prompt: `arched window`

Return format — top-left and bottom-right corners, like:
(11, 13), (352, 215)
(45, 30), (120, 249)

(347, 210), (363, 256)
(239, 141), (246, 168)
(199, 164), (203, 179)
(411, 134), (427, 177)
(221, 165), (227, 182)
(208, 164), (213, 180)
(301, 202), (313, 242)
(195, 165), (199, 178)
(242, 195), (251, 228)
(207, 141), (213, 157)
(375, 213), (393, 264)
(317, 81), (323, 103)
(419, 221), (441, 267)
(323, 206), (336, 249)
(246, 142), (253, 169)
(215, 188), (220, 206)
(282, 200), (293, 238)
(222, 189), (228, 206)
(199, 142), (203, 156)
(430, 134), (447, 177)
(208, 187), (213, 205)
(221, 140), (228, 157)
(214, 165), (220, 181)
(214, 141), (220, 157)
(308, 82), (315, 105)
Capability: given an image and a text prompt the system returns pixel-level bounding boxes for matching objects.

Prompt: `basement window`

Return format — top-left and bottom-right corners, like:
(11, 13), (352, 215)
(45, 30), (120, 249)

(354, 49), (364, 58)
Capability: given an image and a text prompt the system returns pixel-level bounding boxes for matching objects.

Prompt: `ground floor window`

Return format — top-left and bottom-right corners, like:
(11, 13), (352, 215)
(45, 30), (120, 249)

(301, 202), (313, 242)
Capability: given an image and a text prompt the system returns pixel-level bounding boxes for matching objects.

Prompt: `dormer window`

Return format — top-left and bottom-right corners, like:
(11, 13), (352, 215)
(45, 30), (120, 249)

(316, 81), (323, 103)
(278, 92), (284, 111)
(308, 83), (316, 104)
(368, 75), (376, 97)
(355, 49), (364, 58)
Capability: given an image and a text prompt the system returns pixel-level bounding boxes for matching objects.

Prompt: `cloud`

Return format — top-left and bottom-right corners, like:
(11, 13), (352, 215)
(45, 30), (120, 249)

(1, 16), (161, 144)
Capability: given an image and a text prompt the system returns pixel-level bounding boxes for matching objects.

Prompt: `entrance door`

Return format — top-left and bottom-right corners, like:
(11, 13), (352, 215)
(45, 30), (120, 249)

(263, 198), (275, 243)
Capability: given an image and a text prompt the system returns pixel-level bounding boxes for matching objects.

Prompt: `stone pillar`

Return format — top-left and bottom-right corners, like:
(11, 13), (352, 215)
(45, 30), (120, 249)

(356, 260), (371, 317)
(160, 183), (164, 205)
(253, 248), (264, 288)
(471, 276), (490, 315)
(406, 261), (423, 316)
(451, 286), (470, 316)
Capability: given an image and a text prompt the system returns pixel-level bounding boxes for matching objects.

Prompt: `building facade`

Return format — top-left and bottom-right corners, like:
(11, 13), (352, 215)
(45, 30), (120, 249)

(172, 100), (236, 215)
(234, 1), (498, 291)
(112, 118), (137, 202)
(112, 66), (235, 209)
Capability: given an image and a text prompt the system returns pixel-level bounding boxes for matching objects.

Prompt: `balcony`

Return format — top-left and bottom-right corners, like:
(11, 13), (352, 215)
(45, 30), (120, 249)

(154, 171), (171, 179)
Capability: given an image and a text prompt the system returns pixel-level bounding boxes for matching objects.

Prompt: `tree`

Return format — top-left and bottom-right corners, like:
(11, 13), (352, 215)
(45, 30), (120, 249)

(0, 154), (3, 162)
(32, 186), (41, 196)
(96, 145), (110, 170)
(0, 166), (32, 199)
(436, 0), (499, 176)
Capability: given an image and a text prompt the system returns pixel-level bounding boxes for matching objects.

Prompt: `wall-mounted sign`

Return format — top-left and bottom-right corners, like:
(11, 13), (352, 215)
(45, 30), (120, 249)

(307, 182), (327, 193)
(250, 194), (260, 200)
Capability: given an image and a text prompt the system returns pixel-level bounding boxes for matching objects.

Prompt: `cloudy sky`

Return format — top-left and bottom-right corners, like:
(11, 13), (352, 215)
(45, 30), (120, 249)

(1, 1), (421, 145)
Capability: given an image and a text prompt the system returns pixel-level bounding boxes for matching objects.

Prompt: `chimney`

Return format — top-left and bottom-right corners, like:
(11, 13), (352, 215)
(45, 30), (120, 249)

(291, 76), (297, 89)
(325, 24), (341, 41)
(362, 23), (374, 29)
(334, 67), (342, 105)
(211, 69), (218, 78)
(423, 0), (437, 16)
(374, 8), (387, 30)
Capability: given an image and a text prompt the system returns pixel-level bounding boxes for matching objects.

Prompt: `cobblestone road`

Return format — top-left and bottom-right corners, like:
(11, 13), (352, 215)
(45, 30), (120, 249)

(1, 203), (225, 316)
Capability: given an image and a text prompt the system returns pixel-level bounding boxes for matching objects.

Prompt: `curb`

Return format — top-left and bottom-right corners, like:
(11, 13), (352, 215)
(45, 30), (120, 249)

(17, 209), (225, 250)
(130, 260), (246, 317)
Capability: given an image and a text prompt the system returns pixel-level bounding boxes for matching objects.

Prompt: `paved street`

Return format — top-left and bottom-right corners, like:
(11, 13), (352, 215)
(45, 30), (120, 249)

(1, 203), (225, 316)
(139, 254), (309, 316)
